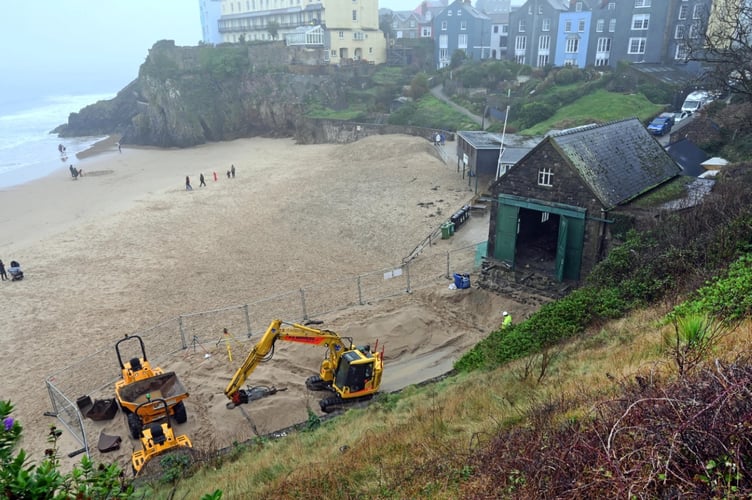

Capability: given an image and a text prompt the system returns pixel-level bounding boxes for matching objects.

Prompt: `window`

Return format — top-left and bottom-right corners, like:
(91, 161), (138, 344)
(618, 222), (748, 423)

(541, 212), (550, 223)
(578, 20), (585, 32)
(689, 22), (700, 39)
(576, 2), (583, 12)
(628, 37), (647, 54)
(538, 168), (553, 187)
(566, 37), (579, 53)
(675, 24), (685, 39)
(448, 10), (452, 16)
(352, 10), (357, 21)
(516, 54), (526, 64)
(597, 37), (611, 52)
(678, 5), (688, 20)
(457, 9), (462, 15)
(458, 34), (468, 48)
(501, 24), (508, 35)
(439, 34), (448, 48)
(422, 27), (431, 36)
(518, 19), (526, 32)
(595, 56), (610, 66)
(609, 19), (616, 32)
(632, 14), (649, 30)
(331, 50), (336, 56)
(565, 20), (572, 32)
(692, 5), (702, 19)
(608, 2), (615, 9)
(538, 54), (549, 66)
(539, 35), (550, 50)
(538, 6), (543, 14)
(460, 21), (467, 30)
(339, 31), (344, 39)
(596, 19), (604, 32)
(675, 43), (689, 60)
(441, 21), (447, 30)
(634, 0), (651, 7)
(353, 31), (364, 40)
(542, 18), (551, 31)
(515, 35), (527, 50)
(493, 25), (499, 33)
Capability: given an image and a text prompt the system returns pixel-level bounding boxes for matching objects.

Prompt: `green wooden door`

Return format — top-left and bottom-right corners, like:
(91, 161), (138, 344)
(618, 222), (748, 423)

(494, 203), (519, 266)
(555, 216), (569, 282)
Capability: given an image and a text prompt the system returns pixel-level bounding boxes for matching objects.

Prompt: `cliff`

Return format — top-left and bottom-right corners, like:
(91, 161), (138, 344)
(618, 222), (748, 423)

(54, 40), (353, 147)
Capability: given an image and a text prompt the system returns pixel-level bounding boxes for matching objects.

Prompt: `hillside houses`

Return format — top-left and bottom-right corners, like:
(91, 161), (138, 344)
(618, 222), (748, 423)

(380, 0), (715, 71)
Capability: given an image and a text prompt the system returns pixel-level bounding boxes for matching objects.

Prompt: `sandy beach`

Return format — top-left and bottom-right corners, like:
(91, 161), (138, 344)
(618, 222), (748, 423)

(0, 134), (538, 473)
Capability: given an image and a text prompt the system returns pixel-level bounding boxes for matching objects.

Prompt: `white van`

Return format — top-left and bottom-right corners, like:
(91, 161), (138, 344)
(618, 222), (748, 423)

(681, 90), (711, 114)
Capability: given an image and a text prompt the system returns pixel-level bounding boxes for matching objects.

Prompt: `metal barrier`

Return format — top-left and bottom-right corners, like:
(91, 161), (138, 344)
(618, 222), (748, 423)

(45, 237), (487, 457)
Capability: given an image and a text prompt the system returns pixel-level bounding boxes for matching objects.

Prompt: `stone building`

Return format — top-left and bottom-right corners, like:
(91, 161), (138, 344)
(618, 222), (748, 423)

(485, 118), (680, 283)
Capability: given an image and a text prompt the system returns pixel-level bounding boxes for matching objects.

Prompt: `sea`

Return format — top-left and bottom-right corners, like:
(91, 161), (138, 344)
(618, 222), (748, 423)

(0, 93), (115, 190)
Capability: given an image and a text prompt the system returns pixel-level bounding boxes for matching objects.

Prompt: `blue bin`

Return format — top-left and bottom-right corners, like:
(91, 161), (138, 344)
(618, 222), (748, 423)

(453, 273), (470, 289)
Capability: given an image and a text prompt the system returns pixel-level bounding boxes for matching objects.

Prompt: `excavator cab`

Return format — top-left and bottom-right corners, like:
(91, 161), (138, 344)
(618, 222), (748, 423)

(333, 348), (377, 395)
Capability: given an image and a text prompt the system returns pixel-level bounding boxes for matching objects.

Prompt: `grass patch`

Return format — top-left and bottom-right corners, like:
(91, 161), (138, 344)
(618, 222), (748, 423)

(522, 89), (663, 135)
(389, 94), (481, 131)
(630, 176), (695, 208)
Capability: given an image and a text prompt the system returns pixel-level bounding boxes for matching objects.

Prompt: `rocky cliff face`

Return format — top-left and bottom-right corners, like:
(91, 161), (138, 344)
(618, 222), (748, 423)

(54, 40), (351, 147)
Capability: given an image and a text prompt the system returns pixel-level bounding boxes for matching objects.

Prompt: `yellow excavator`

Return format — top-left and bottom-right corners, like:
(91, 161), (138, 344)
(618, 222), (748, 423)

(224, 319), (384, 413)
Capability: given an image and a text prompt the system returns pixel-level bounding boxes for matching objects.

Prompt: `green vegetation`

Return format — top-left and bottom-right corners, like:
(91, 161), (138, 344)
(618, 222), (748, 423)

(388, 94), (481, 131)
(521, 89), (663, 135)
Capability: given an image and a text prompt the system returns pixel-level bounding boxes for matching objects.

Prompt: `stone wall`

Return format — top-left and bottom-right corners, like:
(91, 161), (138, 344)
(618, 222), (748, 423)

(295, 119), (455, 145)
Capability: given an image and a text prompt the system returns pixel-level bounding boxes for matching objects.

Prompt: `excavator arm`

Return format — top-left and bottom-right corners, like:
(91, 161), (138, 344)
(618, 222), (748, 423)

(223, 319), (352, 403)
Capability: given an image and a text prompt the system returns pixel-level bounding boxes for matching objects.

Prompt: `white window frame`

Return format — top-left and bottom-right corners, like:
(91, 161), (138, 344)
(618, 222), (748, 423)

(634, 0), (651, 7)
(539, 35), (550, 50)
(458, 34), (468, 49)
(578, 19), (585, 32)
(596, 19), (604, 32)
(518, 19), (526, 32)
(515, 35), (527, 51)
(692, 4), (702, 19)
(678, 5), (688, 20)
(675, 24), (685, 39)
(608, 2), (615, 10)
(460, 21), (467, 30)
(564, 20), (572, 32)
(542, 18), (551, 32)
(675, 43), (689, 60)
(609, 19), (616, 32)
(628, 37), (647, 54)
(597, 37), (611, 52)
(538, 168), (553, 187)
(632, 14), (650, 30)
(441, 21), (447, 30)
(565, 37), (579, 53)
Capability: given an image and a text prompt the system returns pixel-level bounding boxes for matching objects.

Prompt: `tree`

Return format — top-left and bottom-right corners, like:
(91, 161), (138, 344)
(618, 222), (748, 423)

(450, 50), (466, 69)
(267, 21), (280, 41)
(379, 12), (395, 41)
(685, 1), (752, 99)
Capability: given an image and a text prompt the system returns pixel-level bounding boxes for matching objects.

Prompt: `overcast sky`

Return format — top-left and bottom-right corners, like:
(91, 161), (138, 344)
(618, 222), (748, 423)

(0, 1), (201, 106)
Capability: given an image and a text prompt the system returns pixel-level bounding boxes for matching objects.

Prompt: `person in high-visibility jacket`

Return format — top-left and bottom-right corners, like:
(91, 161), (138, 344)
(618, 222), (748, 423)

(502, 311), (513, 329)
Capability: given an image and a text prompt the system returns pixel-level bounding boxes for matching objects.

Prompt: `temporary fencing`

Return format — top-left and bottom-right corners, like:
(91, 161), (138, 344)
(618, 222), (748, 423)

(45, 237), (487, 457)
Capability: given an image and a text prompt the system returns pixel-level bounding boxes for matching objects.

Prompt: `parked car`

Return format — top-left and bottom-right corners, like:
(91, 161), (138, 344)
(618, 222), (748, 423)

(658, 112), (675, 127)
(681, 90), (711, 114)
(647, 116), (673, 136)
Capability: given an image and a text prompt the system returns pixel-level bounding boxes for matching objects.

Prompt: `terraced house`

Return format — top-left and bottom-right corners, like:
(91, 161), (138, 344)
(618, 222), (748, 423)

(434, 0), (492, 68)
(217, 0), (386, 64)
(507, 0), (713, 69)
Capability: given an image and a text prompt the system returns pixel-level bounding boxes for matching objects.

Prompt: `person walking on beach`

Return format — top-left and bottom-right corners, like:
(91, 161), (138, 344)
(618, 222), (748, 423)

(117, 142), (122, 153)
(213, 171), (218, 182)
(231, 164), (236, 178)
(185, 176), (193, 191)
(226, 170), (231, 178)
(199, 173), (206, 187)
(0, 260), (7, 281)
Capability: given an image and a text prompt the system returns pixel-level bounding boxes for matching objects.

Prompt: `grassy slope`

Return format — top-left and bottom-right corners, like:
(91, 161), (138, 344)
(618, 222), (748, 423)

(522, 89), (664, 136)
(141, 303), (751, 498)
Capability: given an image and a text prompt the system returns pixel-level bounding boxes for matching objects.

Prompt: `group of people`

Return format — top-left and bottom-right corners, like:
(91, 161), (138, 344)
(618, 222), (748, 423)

(0, 259), (23, 281)
(186, 164), (236, 191)
(69, 164), (83, 179)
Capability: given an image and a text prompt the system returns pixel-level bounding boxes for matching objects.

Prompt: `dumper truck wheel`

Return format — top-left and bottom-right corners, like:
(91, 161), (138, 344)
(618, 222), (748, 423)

(127, 412), (142, 439)
(173, 401), (187, 424)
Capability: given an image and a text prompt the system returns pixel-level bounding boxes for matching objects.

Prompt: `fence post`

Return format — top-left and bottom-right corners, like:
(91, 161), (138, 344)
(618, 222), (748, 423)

(405, 263), (411, 294)
(299, 288), (308, 322)
(446, 251), (451, 279)
(243, 304), (252, 338)
(357, 275), (364, 305)
(178, 315), (187, 349)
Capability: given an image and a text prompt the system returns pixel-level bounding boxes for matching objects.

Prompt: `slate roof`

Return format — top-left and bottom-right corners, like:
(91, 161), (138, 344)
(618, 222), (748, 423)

(665, 139), (709, 177)
(549, 118), (681, 209)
